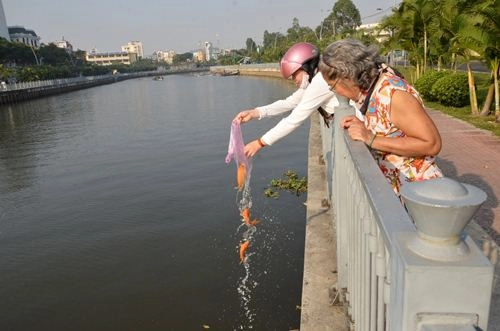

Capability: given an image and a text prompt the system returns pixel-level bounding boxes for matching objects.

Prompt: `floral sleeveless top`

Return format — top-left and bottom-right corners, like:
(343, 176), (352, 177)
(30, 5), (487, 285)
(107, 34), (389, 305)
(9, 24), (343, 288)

(364, 72), (443, 194)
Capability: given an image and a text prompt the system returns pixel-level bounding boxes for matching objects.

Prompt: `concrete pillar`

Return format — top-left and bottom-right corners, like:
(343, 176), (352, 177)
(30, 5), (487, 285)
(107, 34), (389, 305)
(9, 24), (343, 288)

(390, 178), (494, 330)
(402, 177), (487, 261)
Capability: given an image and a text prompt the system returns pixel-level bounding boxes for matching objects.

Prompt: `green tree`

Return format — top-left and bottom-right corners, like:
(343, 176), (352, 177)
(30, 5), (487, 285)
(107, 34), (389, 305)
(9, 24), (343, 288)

(286, 18), (316, 43)
(458, 0), (500, 121)
(261, 30), (287, 62)
(245, 38), (257, 55)
(0, 38), (36, 65)
(38, 43), (72, 65)
(380, 0), (436, 79)
(431, 0), (482, 114)
(0, 63), (12, 81)
(331, 0), (361, 35)
(173, 52), (193, 64)
(401, 0), (438, 74)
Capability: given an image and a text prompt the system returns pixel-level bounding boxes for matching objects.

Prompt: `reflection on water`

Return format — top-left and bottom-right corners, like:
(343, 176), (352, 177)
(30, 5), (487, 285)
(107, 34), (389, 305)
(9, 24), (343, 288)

(0, 74), (309, 330)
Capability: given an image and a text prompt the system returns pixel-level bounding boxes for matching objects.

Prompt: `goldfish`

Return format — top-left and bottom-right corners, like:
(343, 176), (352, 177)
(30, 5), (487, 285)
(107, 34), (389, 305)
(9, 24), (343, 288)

(240, 208), (260, 227)
(239, 240), (250, 263)
(236, 163), (246, 191)
(249, 219), (260, 226)
(241, 208), (250, 223)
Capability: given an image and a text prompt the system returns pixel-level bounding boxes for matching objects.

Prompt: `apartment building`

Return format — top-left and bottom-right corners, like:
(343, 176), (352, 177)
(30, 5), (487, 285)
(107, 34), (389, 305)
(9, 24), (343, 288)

(121, 41), (144, 59)
(8, 25), (40, 48)
(85, 51), (138, 66)
(153, 50), (176, 64)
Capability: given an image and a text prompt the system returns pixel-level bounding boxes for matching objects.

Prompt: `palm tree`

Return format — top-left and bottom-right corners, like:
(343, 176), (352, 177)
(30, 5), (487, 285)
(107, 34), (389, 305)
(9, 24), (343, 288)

(380, 2), (426, 79)
(476, 0), (500, 121)
(456, 0), (500, 121)
(434, 0), (483, 114)
(400, 0), (437, 74)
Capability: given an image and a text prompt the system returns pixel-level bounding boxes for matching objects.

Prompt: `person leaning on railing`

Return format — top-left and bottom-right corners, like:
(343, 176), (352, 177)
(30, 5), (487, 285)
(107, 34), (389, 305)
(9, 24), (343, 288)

(318, 39), (443, 195)
(233, 42), (339, 158)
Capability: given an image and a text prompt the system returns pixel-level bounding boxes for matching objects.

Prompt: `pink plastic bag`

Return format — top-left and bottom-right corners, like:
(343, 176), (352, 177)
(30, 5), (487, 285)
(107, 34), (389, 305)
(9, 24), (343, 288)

(225, 121), (252, 188)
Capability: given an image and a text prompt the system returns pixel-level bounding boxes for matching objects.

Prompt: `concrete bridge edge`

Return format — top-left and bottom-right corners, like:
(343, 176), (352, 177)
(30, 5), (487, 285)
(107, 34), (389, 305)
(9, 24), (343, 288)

(299, 112), (349, 331)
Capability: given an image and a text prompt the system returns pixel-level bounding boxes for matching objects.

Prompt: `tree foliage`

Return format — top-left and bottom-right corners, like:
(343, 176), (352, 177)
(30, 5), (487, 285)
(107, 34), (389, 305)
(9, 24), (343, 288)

(173, 52), (193, 64)
(245, 38), (257, 54)
(378, 0), (499, 119)
(332, 0), (362, 34)
(1, 0), (498, 119)
(38, 43), (72, 65)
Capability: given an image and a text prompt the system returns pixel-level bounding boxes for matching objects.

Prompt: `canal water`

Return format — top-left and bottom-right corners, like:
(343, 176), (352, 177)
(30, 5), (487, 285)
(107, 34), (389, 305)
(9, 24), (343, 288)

(0, 74), (309, 330)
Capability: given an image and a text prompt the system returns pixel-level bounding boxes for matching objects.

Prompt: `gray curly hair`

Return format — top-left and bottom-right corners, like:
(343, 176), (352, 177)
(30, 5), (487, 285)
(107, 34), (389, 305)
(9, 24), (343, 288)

(319, 39), (384, 91)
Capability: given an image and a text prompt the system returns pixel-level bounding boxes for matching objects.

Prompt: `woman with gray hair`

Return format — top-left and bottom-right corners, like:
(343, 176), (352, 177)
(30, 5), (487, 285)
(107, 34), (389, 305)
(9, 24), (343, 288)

(319, 39), (443, 194)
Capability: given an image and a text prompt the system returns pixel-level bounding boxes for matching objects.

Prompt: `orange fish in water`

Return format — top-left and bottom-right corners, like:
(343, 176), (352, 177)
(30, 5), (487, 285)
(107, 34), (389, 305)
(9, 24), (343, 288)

(240, 208), (260, 227)
(241, 208), (250, 223)
(239, 240), (250, 263)
(236, 163), (246, 191)
(248, 219), (260, 226)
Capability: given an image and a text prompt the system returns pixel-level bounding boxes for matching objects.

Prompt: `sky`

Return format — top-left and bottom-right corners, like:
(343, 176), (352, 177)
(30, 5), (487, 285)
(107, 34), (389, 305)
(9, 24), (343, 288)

(3, 0), (398, 55)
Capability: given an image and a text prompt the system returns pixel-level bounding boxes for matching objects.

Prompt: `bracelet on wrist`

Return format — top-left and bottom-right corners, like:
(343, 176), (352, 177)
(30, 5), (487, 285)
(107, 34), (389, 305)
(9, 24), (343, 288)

(258, 138), (266, 148)
(368, 133), (377, 148)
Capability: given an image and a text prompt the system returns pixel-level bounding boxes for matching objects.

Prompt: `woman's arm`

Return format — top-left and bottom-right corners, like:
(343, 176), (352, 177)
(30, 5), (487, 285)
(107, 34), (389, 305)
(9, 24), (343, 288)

(341, 91), (441, 157)
(386, 90), (441, 156)
(233, 86), (306, 123)
(259, 73), (334, 146)
(243, 73), (334, 158)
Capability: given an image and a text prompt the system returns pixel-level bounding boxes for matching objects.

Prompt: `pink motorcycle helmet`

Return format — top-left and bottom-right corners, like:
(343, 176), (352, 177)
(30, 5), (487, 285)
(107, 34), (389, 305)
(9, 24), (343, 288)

(280, 42), (319, 79)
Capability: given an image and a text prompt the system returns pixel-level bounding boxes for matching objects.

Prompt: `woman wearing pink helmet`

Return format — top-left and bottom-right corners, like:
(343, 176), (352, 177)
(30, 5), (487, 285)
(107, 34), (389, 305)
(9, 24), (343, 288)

(233, 42), (341, 158)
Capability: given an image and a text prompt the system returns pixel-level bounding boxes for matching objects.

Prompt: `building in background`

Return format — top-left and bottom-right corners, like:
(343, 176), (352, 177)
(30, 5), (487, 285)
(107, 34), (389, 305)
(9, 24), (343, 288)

(55, 37), (74, 53)
(193, 50), (204, 62)
(357, 23), (391, 43)
(85, 51), (137, 66)
(0, 0), (10, 41)
(152, 50), (176, 64)
(121, 41), (144, 59)
(204, 41), (212, 61)
(8, 26), (40, 48)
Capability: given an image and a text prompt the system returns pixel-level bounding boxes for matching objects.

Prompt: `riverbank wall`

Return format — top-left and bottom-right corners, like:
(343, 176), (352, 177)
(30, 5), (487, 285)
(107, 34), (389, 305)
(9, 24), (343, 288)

(0, 67), (209, 105)
(210, 64), (282, 78)
(0, 64), (275, 106)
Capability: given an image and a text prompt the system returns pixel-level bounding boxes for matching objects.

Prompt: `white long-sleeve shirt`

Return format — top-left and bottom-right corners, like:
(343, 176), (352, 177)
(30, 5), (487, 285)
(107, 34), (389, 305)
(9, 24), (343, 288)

(258, 72), (338, 146)
(256, 84), (307, 119)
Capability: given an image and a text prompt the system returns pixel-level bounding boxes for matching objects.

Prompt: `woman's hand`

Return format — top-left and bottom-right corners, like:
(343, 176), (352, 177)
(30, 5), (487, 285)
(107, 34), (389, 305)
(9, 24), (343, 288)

(244, 139), (263, 158)
(233, 109), (260, 124)
(341, 115), (373, 144)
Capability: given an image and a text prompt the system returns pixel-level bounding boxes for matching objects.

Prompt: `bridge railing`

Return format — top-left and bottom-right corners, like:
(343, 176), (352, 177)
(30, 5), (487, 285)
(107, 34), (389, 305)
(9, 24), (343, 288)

(0, 72), (162, 92)
(320, 97), (494, 330)
(0, 75), (119, 92)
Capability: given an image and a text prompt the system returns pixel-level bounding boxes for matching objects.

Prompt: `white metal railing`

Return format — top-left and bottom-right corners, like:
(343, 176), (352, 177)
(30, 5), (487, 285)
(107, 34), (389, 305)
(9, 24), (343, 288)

(0, 75), (117, 92)
(0, 72), (164, 93)
(321, 97), (494, 331)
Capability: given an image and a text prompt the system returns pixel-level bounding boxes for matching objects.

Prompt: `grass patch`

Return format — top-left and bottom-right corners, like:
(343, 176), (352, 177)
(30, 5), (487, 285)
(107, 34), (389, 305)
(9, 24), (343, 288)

(425, 101), (500, 137)
(396, 66), (499, 137)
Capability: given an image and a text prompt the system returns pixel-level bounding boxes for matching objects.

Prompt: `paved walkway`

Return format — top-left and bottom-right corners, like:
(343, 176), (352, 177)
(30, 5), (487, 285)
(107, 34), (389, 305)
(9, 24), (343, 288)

(427, 109), (500, 330)
(427, 109), (500, 245)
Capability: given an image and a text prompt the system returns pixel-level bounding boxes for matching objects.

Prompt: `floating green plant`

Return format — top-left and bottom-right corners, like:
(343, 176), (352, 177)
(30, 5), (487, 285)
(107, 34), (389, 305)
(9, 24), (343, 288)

(264, 170), (307, 199)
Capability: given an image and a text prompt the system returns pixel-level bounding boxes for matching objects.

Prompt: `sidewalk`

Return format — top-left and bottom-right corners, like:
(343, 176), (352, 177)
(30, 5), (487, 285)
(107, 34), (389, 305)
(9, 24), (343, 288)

(427, 109), (500, 245)
(427, 108), (500, 330)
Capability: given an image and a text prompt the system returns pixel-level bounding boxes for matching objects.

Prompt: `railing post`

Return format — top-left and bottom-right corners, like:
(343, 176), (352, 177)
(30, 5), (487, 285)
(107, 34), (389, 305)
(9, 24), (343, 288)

(320, 114), (333, 200)
(390, 177), (493, 330)
(332, 95), (355, 291)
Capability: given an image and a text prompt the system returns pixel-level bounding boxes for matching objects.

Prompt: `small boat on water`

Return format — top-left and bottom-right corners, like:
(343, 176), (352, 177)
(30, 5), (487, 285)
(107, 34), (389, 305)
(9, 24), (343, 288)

(216, 69), (239, 76)
(153, 76), (164, 81)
